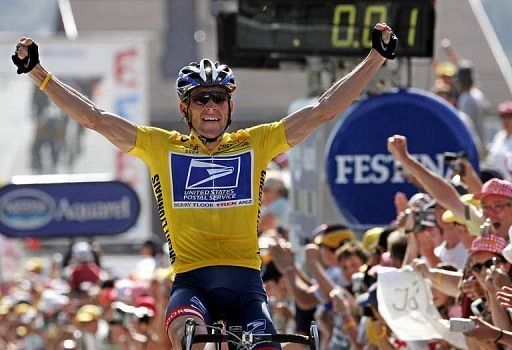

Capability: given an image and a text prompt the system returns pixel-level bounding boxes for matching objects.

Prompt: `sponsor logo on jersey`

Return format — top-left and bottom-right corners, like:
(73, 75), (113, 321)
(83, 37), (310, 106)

(186, 159), (238, 189)
(170, 151), (253, 208)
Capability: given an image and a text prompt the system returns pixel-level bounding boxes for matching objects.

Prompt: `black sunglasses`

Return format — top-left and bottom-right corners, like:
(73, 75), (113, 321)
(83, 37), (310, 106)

(189, 91), (228, 105)
(471, 257), (503, 273)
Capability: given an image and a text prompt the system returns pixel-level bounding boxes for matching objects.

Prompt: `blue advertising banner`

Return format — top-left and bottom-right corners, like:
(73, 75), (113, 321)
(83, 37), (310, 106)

(325, 88), (479, 228)
(0, 181), (140, 238)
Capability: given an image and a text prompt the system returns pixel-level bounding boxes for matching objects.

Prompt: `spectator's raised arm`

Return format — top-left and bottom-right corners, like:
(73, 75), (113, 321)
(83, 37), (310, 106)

(388, 135), (468, 225)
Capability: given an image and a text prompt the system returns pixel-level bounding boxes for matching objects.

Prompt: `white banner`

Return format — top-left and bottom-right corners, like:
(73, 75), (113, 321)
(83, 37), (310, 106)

(377, 267), (467, 349)
(0, 35), (151, 244)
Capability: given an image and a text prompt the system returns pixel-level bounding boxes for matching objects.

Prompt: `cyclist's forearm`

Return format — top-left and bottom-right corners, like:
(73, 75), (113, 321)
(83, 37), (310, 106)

(27, 64), (136, 152)
(28, 64), (103, 129)
(317, 50), (385, 118)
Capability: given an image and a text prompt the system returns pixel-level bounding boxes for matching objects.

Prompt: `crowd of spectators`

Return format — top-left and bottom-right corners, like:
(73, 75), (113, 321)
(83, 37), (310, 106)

(254, 47), (512, 350)
(0, 240), (174, 349)
(259, 141), (512, 349)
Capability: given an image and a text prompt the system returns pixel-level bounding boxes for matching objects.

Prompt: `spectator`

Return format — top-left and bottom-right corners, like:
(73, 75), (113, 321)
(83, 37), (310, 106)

(432, 80), (483, 157)
(462, 235), (511, 348)
(434, 201), (472, 269)
(305, 240), (369, 350)
(434, 62), (458, 97)
(67, 242), (103, 292)
(486, 101), (512, 181)
(75, 304), (109, 349)
(456, 60), (490, 143)
(259, 176), (290, 234)
(399, 193), (443, 267)
(440, 194), (479, 251)
(133, 240), (158, 281)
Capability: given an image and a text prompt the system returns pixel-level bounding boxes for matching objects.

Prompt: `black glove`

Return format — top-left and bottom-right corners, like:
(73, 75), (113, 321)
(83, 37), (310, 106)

(11, 42), (40, 74)
(371, 28), (398, 60)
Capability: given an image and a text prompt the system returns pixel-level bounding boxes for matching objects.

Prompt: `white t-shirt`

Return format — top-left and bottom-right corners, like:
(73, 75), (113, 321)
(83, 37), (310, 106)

(434, 241), (468, 269)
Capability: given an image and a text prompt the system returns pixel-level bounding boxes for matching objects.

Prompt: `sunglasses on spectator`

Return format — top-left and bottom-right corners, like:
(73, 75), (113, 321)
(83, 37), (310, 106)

(470, 257), (504, 273)
(481, 202), (512, 213)
(189, 91), (228, 106)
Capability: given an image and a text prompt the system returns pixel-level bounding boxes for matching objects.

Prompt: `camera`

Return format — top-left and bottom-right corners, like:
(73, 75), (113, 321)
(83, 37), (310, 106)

(403, 193), (437, 233)
(351, 272), (365, 294)
(480, 218), (492, 237)
(443, 151), (467, 176)
(449, 317), (475, 333)
(404, 205), (437, 233)
(470, 298), (485, 317)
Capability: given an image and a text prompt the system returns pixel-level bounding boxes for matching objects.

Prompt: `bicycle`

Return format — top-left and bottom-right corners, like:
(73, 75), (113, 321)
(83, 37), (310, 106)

(182, 317), (320, 350)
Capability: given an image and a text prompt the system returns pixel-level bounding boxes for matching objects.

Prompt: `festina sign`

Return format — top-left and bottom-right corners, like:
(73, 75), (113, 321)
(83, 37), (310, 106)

(325, 89), (479, 228)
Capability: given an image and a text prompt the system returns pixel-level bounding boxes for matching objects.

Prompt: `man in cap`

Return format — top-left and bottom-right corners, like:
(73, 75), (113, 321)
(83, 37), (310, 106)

(437, 194), (479, 268)
(388, 135), (512, 240)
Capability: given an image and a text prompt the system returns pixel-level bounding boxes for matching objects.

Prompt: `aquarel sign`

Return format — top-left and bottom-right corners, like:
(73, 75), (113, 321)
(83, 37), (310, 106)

(325, 89), (479, 228)
(0, 181), (140, 238)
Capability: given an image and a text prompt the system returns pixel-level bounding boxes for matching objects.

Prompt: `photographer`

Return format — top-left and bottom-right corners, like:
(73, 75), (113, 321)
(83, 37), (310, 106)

(399, 193), (443, 267)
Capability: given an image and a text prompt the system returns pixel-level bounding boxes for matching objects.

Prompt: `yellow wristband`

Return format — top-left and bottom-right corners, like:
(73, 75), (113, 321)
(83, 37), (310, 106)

(434, 273), (443, 285)
(39, 72), (52, 91)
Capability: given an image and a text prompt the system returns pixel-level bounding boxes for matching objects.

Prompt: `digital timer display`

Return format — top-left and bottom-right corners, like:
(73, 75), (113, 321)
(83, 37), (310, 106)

(234, 0), (435, 57)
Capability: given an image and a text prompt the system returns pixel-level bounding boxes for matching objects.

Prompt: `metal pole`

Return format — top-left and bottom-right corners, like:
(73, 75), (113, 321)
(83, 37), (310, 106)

(57, 0), (78, 40)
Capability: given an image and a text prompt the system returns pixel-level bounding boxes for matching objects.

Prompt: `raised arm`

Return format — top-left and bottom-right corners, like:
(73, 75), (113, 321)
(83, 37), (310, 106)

(14, 38), (136, 153)
(283, 23), (396, 146)
(387, 135), (467, 221)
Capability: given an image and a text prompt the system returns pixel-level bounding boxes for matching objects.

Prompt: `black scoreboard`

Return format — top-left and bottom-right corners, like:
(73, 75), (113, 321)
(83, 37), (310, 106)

(217, 0), (435, 67)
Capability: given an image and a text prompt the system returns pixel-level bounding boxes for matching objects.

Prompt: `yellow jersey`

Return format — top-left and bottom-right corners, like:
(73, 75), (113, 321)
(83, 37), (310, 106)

(129, 120), (291, 273)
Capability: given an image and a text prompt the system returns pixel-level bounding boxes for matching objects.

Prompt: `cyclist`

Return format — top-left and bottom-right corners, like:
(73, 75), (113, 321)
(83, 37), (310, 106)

(12, 23), (397, 349)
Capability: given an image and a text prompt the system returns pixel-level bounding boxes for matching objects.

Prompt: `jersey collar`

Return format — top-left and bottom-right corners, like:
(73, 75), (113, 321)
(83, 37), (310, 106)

(189, 130), (229, 153)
